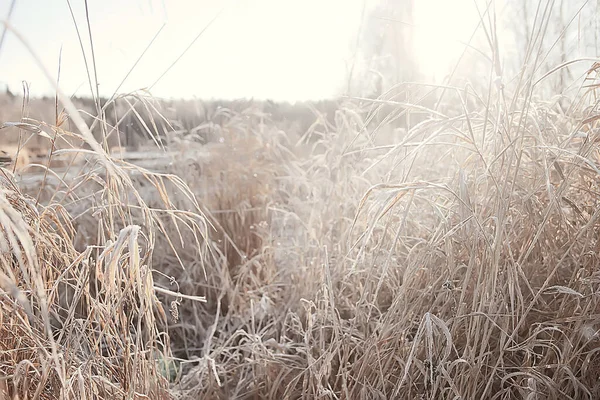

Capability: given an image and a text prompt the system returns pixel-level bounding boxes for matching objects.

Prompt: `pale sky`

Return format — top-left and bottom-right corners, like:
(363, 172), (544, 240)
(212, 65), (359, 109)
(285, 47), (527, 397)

(0, 0), (481, 101)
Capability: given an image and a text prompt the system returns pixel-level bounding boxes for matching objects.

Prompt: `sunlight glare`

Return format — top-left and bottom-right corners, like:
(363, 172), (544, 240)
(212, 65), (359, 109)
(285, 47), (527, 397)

(413, 0), (479, 82)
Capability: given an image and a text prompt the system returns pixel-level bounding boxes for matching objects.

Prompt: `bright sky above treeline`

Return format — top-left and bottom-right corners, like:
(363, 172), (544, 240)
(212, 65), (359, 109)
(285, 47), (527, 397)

(0, 0), (479, 101)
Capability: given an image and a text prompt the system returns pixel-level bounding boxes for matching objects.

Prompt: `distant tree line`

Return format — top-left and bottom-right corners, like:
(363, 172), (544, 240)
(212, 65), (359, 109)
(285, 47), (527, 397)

(67, 96), (341, 150)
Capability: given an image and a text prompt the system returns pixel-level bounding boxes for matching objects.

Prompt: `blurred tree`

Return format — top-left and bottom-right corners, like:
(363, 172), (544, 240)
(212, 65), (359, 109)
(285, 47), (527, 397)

(502, 0), (598, 97)
(349, 0), (418, 98)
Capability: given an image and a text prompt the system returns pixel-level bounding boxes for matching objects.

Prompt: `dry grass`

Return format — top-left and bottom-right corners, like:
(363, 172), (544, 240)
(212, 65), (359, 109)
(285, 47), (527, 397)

(3, 3), (600, 399)
(3, 75), (600, 399)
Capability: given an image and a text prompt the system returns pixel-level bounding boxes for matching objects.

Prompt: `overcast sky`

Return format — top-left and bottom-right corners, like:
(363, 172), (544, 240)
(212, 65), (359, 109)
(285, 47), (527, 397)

(0, 0), (479, 101)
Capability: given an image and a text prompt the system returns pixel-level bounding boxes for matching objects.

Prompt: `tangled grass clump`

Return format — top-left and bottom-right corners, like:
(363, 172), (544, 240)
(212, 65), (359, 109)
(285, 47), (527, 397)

(0, 89), (213, 398)
(160, 72), (600, 399)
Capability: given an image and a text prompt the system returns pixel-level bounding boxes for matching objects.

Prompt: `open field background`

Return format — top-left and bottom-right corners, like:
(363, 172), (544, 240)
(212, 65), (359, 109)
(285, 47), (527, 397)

(2, 0), (600, 399)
